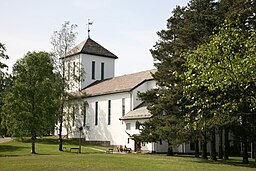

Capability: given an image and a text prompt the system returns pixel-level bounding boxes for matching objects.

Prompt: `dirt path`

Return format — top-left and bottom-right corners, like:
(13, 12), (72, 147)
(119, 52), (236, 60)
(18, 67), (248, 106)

(0, 137), (12, 144)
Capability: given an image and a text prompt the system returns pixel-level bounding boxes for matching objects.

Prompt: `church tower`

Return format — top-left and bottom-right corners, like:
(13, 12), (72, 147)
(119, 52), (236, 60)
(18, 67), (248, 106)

(61, 38), (118, 91)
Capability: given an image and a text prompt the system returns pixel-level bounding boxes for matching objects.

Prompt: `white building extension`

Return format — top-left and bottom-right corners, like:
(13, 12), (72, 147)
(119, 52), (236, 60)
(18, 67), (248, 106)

(82, 70), (157, 152)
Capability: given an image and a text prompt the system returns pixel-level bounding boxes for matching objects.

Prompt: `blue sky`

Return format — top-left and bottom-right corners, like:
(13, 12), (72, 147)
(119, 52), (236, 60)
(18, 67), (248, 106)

(1, 0), (189, 76)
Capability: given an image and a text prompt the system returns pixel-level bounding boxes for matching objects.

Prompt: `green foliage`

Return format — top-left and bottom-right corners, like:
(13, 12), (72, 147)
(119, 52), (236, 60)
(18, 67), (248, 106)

(1, 52), (61, 152)
(51, 21), (78, 59)
(0, 43), (9, 136)
(184, 21), (256, 116)
(183, 20), (256, 163)
(139, 0), (229, 146)
(0, 43), (8, 70)
(140, 1), (256, 161)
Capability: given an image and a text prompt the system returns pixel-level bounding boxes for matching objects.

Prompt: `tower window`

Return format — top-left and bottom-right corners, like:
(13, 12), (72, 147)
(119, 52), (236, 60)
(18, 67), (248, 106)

(101, 62), (104, 80)
(92, 61), (95, 80)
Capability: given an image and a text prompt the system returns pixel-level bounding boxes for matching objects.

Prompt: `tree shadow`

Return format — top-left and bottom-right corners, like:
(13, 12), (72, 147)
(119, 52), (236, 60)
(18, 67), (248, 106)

(193, 157), (256, 169)
(0, 145), (29, 152)
(17, 137), (80, 145)
(165, 154), (256, 169)
(0, 145), (30, 157)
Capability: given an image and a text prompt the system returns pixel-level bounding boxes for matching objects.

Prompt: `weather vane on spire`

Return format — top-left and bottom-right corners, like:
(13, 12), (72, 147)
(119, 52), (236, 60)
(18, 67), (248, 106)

(87, 19), (93, 38)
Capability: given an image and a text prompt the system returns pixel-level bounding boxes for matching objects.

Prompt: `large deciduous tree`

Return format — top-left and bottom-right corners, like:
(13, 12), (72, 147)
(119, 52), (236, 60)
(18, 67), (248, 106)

(184, 20), (256, 163)
(1, 51), (61, 154)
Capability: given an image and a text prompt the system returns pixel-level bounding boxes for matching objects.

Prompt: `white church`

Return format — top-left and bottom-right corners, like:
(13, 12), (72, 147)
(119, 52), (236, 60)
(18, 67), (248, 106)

(60, 37), (221, 153)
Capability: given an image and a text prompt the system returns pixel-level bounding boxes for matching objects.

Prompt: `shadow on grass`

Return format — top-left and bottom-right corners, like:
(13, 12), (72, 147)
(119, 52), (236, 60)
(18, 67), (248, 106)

(0, 145), (29, 152)
(17, 137), (82, 146)
(188, 156), (256, 169)
(0, 145), (30, 157)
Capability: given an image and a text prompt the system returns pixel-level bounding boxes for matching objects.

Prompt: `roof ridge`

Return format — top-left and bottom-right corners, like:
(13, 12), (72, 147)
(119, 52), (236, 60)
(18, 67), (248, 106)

(81, 69), (156, 97)
(113, 68), (156, 79)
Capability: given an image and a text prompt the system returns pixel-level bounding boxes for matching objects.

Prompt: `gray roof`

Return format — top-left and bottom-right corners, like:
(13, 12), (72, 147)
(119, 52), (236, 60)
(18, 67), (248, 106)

(64, 38), (118, 59)
(82, 69), (156, 97)
(120, 105), (152, 120)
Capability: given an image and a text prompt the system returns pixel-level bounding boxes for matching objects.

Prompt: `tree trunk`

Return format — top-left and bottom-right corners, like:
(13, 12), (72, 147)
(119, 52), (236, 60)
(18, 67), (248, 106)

(202, 131), (208, 159)
(218, 127), (223, 159)
(253, 114), (256, 159)
(58, 61), (66, 152)
(59, 113), (63, 151)
(195, 139), (200, 158)
(224, 127), (229, 160)
(31, 133), (36, 154)
(251, 115), (255, 159)
(210, 129), (217, 161)
(251, 142), (255, 159)
(167, 141), (174, 156)
(242, 115), (249, 164)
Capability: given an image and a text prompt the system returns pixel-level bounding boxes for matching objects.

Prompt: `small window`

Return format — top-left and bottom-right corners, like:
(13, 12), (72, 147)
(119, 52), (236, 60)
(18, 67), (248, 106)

(72, 106), (75, 127)
(108, 100), (111, 125)
(126, 123), (131, 130)
(92, 61), (95, 80)
(190, 142), (195, 151)
(159, 139), (162, 145)
(95, 102), (98, 125)
(83, 102), (87, 127)
(73, 62), (76, 76)
(135, 121), (140, 130)
(122, 98), (125, 116)
(128, 138), (130, 144)
(67, 62), (71, 81)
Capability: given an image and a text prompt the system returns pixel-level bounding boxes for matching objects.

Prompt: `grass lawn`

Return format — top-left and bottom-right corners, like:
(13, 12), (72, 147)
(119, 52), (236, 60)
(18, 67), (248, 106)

(0, 137), (255, 171)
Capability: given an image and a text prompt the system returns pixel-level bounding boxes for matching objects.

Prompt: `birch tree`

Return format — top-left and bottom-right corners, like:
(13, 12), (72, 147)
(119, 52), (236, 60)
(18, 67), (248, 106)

(51, 21), (84, 151)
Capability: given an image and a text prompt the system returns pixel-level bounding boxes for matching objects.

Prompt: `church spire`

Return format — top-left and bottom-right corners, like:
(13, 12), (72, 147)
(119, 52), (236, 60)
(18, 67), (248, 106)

(87, 19), (93, 38)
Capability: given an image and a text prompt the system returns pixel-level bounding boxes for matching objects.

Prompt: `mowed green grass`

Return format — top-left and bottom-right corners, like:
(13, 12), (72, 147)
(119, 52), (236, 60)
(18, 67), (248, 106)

(0, 137), (255, 171)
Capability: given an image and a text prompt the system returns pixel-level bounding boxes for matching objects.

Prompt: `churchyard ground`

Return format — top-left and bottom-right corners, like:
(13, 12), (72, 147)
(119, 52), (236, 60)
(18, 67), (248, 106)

(0, 137), (255, 171)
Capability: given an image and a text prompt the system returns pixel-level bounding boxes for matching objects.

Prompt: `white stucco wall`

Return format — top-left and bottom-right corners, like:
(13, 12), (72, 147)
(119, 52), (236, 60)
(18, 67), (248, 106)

(131, 80), (156, 109)
(80, 54), (115, 89)
(63, 80), (158, 151)
(79, 92), (131, 146)
(62, 55), (81, 92)
(61, 53), (115, 91)
(124, 119), (161, 152)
